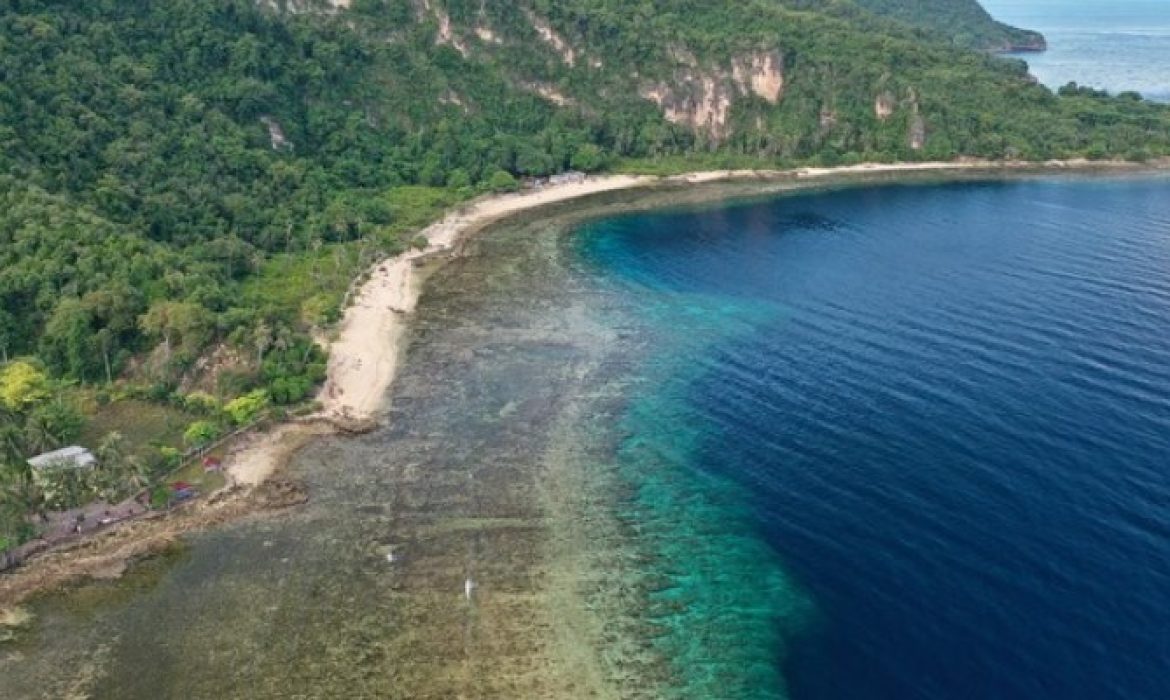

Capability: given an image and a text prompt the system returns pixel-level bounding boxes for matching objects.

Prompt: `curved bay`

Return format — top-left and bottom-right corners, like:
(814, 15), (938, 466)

(4, 176), (1170, 699)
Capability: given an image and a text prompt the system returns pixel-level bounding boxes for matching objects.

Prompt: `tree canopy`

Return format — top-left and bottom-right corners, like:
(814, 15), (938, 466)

(1, 1), (1169, 549)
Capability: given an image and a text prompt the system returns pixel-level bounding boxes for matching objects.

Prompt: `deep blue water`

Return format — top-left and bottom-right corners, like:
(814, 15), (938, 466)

(578, 177), (1170, 699)
(983, 0), (1170, 101)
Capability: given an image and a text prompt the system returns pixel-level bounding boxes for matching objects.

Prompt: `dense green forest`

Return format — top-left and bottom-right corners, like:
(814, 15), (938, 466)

(851, 0), (1047, 50)
(2, 0), (1170, 547)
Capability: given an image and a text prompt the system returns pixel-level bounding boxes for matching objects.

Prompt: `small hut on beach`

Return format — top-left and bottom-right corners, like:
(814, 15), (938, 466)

(548, 170), (586, 186)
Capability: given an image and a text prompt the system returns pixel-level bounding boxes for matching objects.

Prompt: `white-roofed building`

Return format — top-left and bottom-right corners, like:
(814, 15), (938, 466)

(28, 446), (97, 488)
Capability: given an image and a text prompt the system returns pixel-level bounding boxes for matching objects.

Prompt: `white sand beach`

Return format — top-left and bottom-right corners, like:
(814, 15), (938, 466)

(226, 157), (1157, 485)
(316, 173), (653, 421)
(9, 159), (1160, 603)
(314, 159), (1136, 425)
(227, 173), (652, 485)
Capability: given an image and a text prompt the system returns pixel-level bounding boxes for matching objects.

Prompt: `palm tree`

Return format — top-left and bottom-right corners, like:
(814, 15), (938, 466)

(120, 456), (151, 497)
(253, 320), (273, 367)
(95, 431), (130, 501)
(272, 323), (293, 356)
(22, 413), (58, 455)
(22, 396), (82, 454)
(58, 469), (93, 510)
(38, 465), (92, 512)
(0, 418), (24, 464)
(95, 328), (114, 384)
(0, 460), (44, 523)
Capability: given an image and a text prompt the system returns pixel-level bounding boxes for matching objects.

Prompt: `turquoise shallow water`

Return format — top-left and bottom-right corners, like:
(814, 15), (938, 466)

(578, 176), (1170, 699)
(604, 295), (813, 698)
(4, 176), (1169, 699)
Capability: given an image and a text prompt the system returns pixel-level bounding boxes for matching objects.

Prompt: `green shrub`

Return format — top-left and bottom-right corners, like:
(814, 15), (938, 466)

(571, 144), (606, 172)
(158, 446), (183, 470)
(183, 391), (221, 415)
(488, 170), (519, 193)
(183, 420), (221, 449)
(224, 390), (269, 426)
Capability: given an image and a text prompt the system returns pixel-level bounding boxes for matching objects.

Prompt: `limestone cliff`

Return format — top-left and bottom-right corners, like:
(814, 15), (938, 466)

(641, 50), (785, 141)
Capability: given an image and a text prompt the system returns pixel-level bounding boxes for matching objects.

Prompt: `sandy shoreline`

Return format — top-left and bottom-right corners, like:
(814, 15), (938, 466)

(314, 173), (654, 422)
(209, 158), (1168, 487)
(311, 157), (1159, 429)
(2, 158), (1163, 611)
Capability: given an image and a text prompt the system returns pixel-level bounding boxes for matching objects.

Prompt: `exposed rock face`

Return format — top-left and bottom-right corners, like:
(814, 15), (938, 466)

(426, 2), (468, 56)
(525, 82), (572, 106)
(260, 116), (292, 151)
(819, 108), (838, 131)
(641, 49), (785, 141)
(474, 26), (501, 44)
(262, 0), (349, 12)
(641, 76), (735, 140)
(526, 10), (576, 66)
(909, 114), (926, 150)
(731, 51), (785, 103)
(438, 90), (468, 111)
(991, 33), (1047, 53)
(875, 91), (896, 120)
(907, 89), (926, 150)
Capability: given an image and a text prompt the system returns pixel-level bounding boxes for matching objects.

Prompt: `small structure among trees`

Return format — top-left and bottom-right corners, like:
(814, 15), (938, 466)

(27, 446), (97, 487)
(548, 170), (587, 186)
(27, 446), (99, 510)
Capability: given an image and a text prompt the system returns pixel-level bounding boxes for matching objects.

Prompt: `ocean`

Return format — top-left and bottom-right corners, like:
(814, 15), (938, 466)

(982, 0), (1170, 101)
(3, 174), (1169, 698)
(3, 8), (1169, 696)
(578, 175), (1170, 698)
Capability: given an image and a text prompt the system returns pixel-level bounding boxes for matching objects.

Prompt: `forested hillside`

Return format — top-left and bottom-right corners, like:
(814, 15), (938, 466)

(3, 0), (1170, 546)
(852, 0), (1047, 51)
